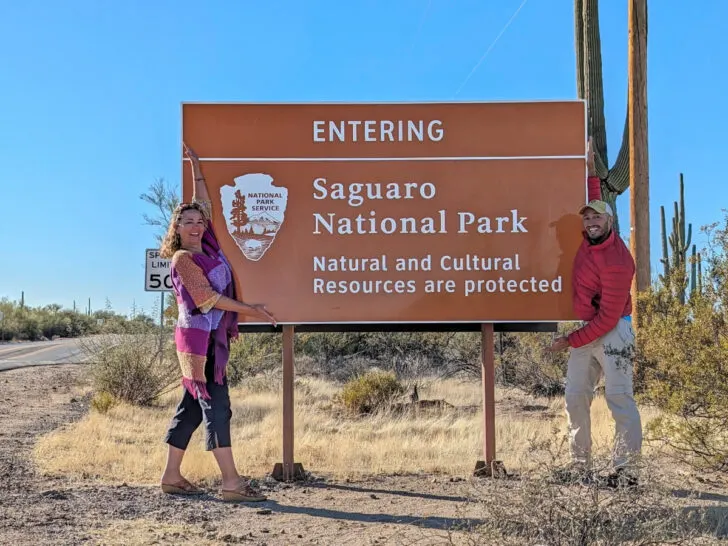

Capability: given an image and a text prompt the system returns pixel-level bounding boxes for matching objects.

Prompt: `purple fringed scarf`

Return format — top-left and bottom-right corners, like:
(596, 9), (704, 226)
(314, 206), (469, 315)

(170, 205), (239, 400)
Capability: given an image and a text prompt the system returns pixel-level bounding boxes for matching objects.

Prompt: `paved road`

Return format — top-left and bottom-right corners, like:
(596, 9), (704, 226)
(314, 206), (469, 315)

(0, 338), (87, 372)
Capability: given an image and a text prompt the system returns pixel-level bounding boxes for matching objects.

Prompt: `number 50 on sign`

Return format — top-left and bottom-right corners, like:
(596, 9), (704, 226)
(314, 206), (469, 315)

(145, 249), (172, 291)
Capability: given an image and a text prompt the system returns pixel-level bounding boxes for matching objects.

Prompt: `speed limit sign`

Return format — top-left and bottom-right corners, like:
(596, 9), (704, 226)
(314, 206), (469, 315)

(145, 249), (173, 291)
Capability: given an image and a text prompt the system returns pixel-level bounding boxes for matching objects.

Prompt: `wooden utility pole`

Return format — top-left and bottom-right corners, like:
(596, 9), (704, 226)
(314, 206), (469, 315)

(628, 0), (650, 326)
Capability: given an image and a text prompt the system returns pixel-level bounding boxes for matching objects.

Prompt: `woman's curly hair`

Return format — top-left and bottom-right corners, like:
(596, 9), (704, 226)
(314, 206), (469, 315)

(160, 202), (208, 259)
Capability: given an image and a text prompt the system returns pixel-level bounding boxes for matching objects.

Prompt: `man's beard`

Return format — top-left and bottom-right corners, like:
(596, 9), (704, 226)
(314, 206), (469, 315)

(588, 228), (611, 245)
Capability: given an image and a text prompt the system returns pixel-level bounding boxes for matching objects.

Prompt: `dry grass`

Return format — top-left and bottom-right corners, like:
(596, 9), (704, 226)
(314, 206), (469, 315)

(34, 376), (661, 484)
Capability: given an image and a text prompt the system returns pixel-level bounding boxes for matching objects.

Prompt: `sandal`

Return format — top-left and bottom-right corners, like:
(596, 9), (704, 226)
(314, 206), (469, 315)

(221, 480), (268, 502)
(161, 477), (204, 495)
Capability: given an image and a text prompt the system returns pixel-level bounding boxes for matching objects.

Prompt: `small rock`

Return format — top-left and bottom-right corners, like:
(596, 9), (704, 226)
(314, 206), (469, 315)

(370, 494), (379, 499)
(261, 528), (270, 533)
(257, 509), (272, 515)
(70, 398), (78, 403)
(40, 489), (68, 500)
(281, 530), (285, 534)
(221, 534), (233, 542)
(297, 535), (303, 539)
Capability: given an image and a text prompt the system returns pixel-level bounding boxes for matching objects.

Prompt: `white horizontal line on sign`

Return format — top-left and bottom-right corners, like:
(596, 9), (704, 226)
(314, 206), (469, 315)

(190, 155), (585, 162)
(236, 320), (562, 325)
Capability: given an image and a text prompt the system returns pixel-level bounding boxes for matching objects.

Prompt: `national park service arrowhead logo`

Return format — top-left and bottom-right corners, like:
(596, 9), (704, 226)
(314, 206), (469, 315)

(220, 174), (288, 261)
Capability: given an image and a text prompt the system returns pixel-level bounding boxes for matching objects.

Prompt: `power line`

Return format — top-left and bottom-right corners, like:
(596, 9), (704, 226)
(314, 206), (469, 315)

(453, 0), (530, 97)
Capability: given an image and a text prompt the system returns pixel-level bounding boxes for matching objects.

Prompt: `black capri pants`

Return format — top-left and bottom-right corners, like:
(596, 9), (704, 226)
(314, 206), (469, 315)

(164, 334), (232, 451)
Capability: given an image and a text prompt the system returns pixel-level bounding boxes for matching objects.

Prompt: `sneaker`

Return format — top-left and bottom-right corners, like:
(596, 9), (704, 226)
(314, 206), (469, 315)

(604, 468), (639, 489)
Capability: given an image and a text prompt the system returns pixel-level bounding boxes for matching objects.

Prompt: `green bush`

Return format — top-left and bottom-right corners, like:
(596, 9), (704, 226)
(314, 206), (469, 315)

(90, 391), (118, 414)
(226, 333), (282, 386)
(81, 332), (178, 406)
(221, 328), (574, 397)
(335, 370), (405, 415)
(296, 331), (479, 380)
(0, 298), (156, 341)
(637, 212), (728, 471)
(500, 327), (575, 397)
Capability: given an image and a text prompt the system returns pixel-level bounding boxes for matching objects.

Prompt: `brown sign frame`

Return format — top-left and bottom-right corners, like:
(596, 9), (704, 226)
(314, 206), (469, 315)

(181, 100), (587, 333)
(180, 100), (587, 480)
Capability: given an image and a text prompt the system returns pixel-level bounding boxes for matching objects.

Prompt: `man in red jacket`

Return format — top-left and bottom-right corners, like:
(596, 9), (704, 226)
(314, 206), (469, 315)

(549, 144), (642, 487)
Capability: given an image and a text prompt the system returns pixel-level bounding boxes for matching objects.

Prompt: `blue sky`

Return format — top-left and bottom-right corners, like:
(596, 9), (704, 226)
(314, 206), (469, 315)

(1, 1), (725, 317)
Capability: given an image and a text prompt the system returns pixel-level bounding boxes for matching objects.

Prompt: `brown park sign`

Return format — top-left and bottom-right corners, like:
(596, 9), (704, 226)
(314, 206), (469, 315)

(181, 101), (587, 325)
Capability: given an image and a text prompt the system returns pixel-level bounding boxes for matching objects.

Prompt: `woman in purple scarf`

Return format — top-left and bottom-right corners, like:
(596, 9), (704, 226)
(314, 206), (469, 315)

(158, 143), (276, 502)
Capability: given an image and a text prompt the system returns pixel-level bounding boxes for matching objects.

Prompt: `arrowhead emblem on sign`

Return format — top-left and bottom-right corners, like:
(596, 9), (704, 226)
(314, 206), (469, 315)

(220, 173), (288, 261)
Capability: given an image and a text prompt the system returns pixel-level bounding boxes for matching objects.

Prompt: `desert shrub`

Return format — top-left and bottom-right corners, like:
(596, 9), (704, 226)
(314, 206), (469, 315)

(0, 298), (158, 341)
(14, 312), (42, 341)
(472, 469), (711, 545)
(296, 331), (480, 381)
(81, 331), (178, 406)
(469, 435), (717, 545)
(335, 370), (405, 415)
(90, 391), (118, 414)
(444, 326), (575, 397)
(500, 327), (575, 397)
(226, 333), (282, 386)
(226, 327), (573, 397)
(636, 213), (728, 472)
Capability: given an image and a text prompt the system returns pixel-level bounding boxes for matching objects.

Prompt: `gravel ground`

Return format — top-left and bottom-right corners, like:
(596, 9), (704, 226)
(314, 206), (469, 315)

(0, 365), (487, 545)
(3, 364), (728, 545)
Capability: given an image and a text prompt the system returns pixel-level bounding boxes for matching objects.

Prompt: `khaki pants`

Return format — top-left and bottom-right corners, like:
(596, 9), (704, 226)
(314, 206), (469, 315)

(564, 318), (642, 468)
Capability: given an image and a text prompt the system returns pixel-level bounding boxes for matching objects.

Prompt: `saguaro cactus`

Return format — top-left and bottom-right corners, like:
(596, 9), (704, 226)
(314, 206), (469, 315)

(690, 244), (698, 297)
(669, 173), (692, 270)
(575, 0), (630, 233)
(660, 206), (669, 280)
(659, 173), (700, 303)
(697, 250), (703, 295)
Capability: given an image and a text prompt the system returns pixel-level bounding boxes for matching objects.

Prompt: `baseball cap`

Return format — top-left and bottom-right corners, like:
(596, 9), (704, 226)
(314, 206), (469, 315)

(579, 200), (613, 216)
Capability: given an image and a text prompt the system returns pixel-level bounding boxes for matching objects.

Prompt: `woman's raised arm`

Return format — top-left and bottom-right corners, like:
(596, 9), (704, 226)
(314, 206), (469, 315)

(183, 142), (210, 203)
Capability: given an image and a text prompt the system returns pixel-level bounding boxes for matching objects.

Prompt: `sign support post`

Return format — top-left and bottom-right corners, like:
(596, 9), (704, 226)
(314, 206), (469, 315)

(159, 292), (166, 369)
(474, 323), (506, 477)
(272, 324), (305, 481)
(482, 323), (496, 466)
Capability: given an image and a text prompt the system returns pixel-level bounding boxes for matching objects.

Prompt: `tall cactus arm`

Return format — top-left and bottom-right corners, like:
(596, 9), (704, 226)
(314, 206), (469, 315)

(606, 114), (631, 193)
(575, 0), (632, 233)
(660, 206), (669, 279)
(577, 0), (609, 173)
(690, 245), (697, 296)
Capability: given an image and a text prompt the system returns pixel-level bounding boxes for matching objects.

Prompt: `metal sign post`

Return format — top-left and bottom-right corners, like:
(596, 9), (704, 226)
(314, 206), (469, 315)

(145, 249), (172, 368)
